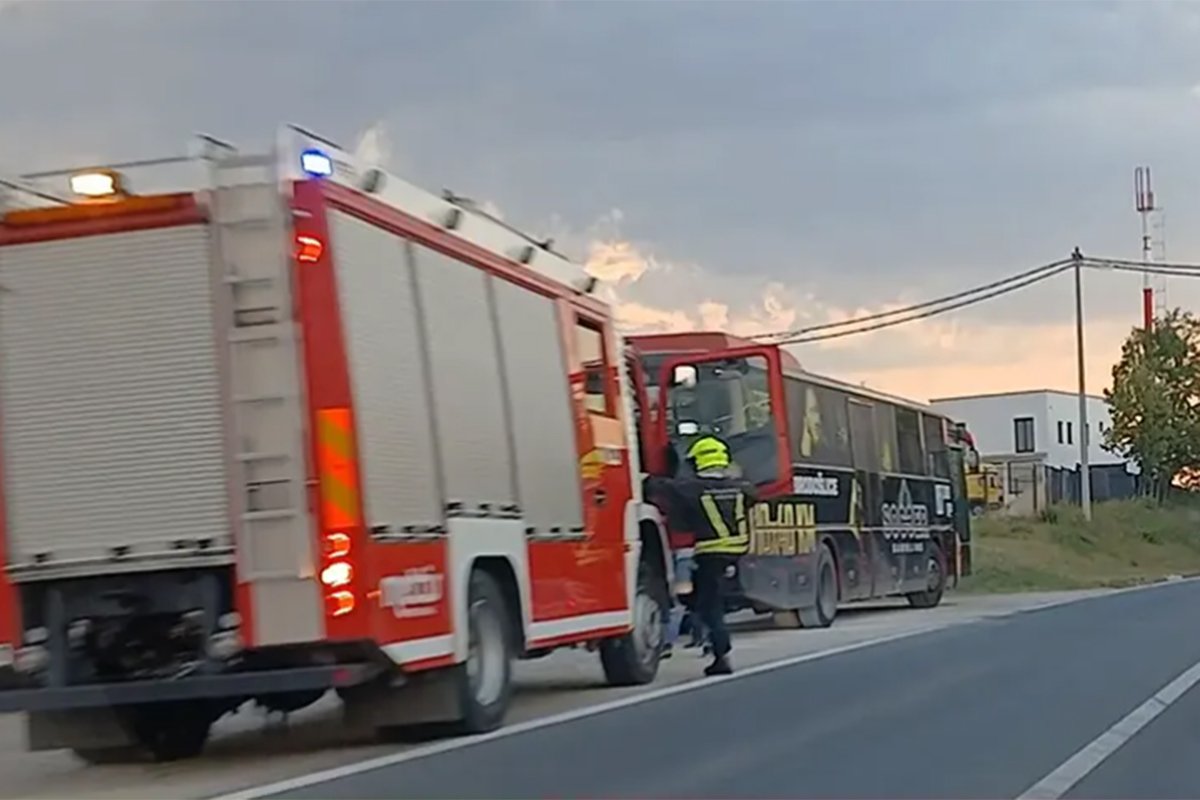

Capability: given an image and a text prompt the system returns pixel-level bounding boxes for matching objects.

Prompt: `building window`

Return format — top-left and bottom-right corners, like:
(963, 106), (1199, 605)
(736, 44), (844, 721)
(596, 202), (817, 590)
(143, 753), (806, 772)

(1014, 416), (1035, 454)
(1057, 420), (1064, 444)
(1066, 421), (1073, 445)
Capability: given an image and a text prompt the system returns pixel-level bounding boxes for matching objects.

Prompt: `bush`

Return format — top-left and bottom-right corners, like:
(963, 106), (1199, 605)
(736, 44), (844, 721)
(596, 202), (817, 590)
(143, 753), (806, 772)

(959, 498), (1200, 593)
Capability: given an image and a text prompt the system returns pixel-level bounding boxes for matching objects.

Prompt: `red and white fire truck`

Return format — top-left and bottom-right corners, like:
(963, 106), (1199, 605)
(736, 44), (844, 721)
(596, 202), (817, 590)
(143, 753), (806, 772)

(0, 126), (678, 761)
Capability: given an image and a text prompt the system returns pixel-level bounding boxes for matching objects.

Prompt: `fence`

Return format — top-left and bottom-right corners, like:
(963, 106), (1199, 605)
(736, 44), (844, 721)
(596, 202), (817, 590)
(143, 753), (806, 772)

(1046, 463), (1140, 506)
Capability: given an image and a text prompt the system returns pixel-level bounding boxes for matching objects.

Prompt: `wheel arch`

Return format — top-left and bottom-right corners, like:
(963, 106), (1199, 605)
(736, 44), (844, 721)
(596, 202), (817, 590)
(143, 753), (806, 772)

(468, 555), (525, 654)
(636, 504), (673, 587)
(819, 534), (843, 600)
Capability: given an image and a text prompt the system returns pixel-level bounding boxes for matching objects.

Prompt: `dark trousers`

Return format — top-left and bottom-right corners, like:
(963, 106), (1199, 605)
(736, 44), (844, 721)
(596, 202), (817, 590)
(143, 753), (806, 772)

(693, 554), (735, 659)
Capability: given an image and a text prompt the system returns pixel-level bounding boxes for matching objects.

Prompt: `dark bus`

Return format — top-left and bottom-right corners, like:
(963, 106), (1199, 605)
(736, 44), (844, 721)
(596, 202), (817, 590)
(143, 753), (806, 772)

(629, 334), (972, 628)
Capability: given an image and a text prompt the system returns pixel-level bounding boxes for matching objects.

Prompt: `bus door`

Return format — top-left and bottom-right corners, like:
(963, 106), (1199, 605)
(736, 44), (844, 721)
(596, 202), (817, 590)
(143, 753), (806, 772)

(655, 347), (801, 610)
(847, 399), (888, 598)
(947, 446), (973, 579)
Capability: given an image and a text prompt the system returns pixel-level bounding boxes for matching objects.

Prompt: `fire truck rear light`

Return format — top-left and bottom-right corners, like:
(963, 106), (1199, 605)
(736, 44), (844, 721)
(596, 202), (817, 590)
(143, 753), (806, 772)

(324, 531), (351, 559)
(296, 235), (324, 263)
(321, 561), (353, 588)
(327, 591), (355, 617)
(69, 169), (125, 199)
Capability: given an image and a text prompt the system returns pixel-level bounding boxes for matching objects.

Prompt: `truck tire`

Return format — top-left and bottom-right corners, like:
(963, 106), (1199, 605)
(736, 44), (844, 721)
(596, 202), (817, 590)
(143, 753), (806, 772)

(454, 569), (514, 734)
(797, 543), (838, 629)
(84, 702), (212, 762)
(906, 541), (947, 609)
(600, 557), (668, 686)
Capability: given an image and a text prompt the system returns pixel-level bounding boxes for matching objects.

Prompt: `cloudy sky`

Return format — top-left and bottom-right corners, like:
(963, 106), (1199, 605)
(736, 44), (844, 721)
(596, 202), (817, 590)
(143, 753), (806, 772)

(4, 0), (1200, 401)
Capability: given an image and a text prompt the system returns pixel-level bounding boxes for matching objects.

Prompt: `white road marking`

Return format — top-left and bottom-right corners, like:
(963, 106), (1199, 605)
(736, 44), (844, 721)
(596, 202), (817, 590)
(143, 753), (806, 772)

(1016, 657), (1200, 800)
(211, 577), (1197, 800)
(210, 623), (948, 800)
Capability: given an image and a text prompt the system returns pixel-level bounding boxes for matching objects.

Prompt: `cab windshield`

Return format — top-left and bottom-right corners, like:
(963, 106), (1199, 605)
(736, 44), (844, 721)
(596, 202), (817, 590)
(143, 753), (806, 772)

(664, 354), (779, 486)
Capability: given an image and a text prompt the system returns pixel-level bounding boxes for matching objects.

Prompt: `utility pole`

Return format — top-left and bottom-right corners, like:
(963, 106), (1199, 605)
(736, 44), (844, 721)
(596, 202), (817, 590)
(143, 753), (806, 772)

(1072, 247), (1092, 521)
(1134, 166), (1155, 330)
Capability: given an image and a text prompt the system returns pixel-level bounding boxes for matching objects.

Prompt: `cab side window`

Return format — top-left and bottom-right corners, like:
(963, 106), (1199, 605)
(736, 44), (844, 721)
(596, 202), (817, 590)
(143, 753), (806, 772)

(576, 319), (611, 415)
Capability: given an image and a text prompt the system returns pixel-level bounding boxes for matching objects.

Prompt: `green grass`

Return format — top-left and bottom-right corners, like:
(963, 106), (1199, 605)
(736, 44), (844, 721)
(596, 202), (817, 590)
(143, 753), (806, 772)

(957, 497), (1200, 594)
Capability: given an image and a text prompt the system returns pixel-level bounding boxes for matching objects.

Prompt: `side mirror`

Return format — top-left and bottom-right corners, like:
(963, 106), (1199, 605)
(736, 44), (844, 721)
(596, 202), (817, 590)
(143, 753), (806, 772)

(677, 420), (700, 436)
(671, 364), (698, 388)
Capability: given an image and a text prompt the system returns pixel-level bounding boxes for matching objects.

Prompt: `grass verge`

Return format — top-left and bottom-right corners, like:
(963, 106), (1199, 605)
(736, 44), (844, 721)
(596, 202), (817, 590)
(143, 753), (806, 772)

(957, 498), (1200, 594)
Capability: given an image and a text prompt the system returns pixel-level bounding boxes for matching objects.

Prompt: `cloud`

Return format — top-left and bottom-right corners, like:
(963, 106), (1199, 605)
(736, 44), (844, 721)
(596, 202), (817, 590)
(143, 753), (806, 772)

(566, 212), (1139, 402)
(5, 2), (1200, 404)
(353, 122), (394, 171)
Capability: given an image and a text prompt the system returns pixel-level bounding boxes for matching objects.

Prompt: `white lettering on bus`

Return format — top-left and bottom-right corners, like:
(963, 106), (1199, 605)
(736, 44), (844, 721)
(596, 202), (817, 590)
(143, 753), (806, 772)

(792, 473), (840, 497)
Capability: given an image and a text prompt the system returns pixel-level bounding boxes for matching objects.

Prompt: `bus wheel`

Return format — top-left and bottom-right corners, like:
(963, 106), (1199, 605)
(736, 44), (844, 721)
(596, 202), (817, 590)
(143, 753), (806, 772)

(798, 544), (838, 629)
(907, 542), (947, 609)
(600, 558), (667, 686)
(455, 569), (514, 734)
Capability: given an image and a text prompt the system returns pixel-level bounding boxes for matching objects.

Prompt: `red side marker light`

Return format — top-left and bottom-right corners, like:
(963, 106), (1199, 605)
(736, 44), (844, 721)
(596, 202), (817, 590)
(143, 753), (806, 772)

(296, 235), (324, 263)
(326, 590), (356, 617)
(323, 531), (351, 559)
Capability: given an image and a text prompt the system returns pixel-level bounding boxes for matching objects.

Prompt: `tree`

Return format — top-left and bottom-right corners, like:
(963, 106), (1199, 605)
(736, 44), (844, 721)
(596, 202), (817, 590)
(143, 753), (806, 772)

(1104, 309), (1200, 501)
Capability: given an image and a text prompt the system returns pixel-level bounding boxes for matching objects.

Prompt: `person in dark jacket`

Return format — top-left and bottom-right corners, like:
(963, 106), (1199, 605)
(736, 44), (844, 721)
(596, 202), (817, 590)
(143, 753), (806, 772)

(649, 435), (756, 676)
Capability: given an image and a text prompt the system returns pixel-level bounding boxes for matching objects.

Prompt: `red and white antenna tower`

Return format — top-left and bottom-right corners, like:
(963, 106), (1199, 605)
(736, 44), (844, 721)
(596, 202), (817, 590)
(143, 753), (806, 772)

(1134, 166), (1156, 330)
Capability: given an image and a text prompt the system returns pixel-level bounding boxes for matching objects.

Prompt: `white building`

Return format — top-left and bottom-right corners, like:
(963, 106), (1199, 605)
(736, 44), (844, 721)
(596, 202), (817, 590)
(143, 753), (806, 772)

(929, 390), (1137, 514)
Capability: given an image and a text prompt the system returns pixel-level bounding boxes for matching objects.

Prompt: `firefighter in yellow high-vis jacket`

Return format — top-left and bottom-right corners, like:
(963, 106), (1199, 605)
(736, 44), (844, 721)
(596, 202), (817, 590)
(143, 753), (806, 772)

(650, 435), (756, 676)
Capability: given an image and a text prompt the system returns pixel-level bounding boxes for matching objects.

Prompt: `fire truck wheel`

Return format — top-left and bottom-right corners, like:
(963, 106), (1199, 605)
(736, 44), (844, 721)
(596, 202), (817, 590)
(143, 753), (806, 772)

(798, 543), (838, 629)
(906, 541), (947, 609)
(599, 558), (668, 686)
(106, 702), (214, 762)
(456, 569), (514, 734)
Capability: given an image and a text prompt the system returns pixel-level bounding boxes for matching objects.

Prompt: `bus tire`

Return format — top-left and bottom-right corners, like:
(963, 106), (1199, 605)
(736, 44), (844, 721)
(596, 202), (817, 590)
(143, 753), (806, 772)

(907, 541), (947, 609)
(798, 544), (838, 629)
(600, 557), (668, 686)
(454, 569), (514, 734)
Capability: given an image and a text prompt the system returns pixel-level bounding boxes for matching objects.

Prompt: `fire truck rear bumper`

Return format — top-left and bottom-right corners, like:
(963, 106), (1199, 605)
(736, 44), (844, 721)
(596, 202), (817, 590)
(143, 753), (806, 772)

(0, 663), (382, 713)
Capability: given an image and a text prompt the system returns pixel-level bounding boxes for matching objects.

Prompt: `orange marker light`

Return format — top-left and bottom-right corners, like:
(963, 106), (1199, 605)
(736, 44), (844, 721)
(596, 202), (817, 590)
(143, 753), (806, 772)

(295, 235), (324, 263)
(323, 531), (351, 559)
(326, 591), (356, 617)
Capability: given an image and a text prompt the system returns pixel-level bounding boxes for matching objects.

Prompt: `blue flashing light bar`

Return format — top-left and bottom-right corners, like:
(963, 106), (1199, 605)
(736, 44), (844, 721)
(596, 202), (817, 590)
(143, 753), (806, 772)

(300, 149), (333, 179)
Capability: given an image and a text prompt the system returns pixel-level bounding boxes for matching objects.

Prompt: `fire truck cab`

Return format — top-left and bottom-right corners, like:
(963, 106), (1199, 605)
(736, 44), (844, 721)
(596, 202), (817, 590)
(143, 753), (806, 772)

(0, 127), (674, 761)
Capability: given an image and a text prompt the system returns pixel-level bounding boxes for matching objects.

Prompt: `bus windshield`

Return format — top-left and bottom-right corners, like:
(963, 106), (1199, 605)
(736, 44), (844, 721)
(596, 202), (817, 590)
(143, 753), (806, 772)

(664, 353), (780, 486)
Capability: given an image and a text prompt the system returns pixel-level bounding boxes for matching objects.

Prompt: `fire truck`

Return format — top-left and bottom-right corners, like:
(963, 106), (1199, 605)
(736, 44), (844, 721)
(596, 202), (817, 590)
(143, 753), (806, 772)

(0, 127), (681, 762)
(629, 332), (974, 626)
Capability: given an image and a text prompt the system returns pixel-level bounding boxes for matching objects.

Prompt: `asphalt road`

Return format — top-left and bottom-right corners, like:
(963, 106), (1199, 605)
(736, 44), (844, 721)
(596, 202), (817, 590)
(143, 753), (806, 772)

(250, 579), (1200, 800)
(3, 591), (1107, 800)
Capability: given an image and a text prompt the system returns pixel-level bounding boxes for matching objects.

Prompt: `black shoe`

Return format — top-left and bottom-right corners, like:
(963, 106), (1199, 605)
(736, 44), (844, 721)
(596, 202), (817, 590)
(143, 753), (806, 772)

(704, 657), (733, 677)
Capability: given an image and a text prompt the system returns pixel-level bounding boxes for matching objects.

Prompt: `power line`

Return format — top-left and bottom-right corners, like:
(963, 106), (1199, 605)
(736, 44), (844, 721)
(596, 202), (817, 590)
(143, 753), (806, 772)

(761, 254), (1200, 347)
(1085, 256), (1200, 275)
(775, 261), (1073, 345)
(1095, 263), (1200, 279)
(755, 258), (1074, 342)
